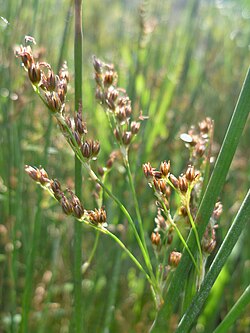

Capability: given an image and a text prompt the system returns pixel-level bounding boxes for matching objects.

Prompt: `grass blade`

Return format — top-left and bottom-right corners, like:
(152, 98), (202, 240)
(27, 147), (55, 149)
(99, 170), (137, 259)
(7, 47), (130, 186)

(212, 285), (250, 333)
(73, 0), (84, 332)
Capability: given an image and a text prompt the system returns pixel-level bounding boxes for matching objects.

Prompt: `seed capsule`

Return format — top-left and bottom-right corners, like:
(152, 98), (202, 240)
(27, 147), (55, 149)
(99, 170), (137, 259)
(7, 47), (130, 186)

(28, 62), (41, 84)
(168, 251), (182, 267)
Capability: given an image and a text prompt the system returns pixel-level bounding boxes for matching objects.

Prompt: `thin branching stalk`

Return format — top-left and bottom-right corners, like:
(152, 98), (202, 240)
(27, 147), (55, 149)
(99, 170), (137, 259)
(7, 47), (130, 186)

(123, 152), (155, 275)
(186, 186), (203, 281)
(160, 200), (199, 274)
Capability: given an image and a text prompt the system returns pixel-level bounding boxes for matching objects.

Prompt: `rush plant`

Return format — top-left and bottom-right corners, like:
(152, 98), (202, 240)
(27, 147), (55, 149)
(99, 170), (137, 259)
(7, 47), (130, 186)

(15, 34), (250, 332)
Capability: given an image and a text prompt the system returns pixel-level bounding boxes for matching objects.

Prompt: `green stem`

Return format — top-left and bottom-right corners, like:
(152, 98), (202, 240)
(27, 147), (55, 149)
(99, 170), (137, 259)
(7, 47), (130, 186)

(104, 228), (153, 285)
(73, 0), (84, 332)
(80, 161), (157, 285)
(96, 175), (157, 286)
(161, 201), (199, 274)
(186, 187), (203, 279)
(123, 153), (155, 275)
(82, 231), (100, 274)
(124, 154), (146, 247)
(19, 192), (42, 333)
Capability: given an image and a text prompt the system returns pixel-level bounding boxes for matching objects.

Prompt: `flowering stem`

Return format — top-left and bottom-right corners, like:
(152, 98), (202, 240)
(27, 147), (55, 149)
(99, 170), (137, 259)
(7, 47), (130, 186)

(31, 71), (159, 298)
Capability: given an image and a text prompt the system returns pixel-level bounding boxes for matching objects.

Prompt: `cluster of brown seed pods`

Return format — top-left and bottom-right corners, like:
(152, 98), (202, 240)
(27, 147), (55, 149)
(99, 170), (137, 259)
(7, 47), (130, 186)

(25, 165), (107, 227)
(93, 56), (143, 148)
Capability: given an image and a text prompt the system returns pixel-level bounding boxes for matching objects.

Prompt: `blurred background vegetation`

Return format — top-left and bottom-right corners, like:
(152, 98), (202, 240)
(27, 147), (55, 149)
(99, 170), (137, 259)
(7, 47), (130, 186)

(0, 0), (249, 332)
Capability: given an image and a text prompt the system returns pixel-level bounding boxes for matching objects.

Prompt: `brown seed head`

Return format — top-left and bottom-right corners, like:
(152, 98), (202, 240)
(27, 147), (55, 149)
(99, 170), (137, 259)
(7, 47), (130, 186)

(160, 160), (170, 177)
(16, 45), (34, 69)
(185, 165), (195, 182)
(61, 195), (73, 215)
(122, 131), (132, 146)
(153, 178), (160, 192)
(155, 212), (167, 230)
(159, 179), (167, 194)
(92, 141), (101, 157)
(179, 206), (187, 217)
(178, 176), (188, 192)
(131, 121), (141, 134)
(45, 92), (62, 112)
(28, 62), (41, 84)
(108, 89), (119, 102)
(202, 228), (216, 254)
(97, 167), (105, 177)
(92, 56), (103, 74)
(104, 70), (115, 87)
(39, 167), (49, 185)
(25, 165), (40, 182)
(81, 141), (92, 159)
(168, 251), (182, 268)
(143, 162), (155, 179)
(50, 179), (62, 199)
(57, 88), (65, 103)
(116, 108), (127, 122)
(151, 232), (161, 246)
(88, 208), (107, 225)
(74, 131), (82, 146)
(47, 70), (56, 91)
(167, 233), (173, 245)
(94, 72), (103, 87)
(114, 128), (121, 142)
(169, 174), (179, 188)
(195, 142), (206, 157)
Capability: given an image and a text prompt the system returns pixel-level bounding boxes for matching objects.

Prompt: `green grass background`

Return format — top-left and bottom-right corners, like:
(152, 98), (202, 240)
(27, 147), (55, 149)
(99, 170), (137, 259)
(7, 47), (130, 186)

(0, 0), (249, 332)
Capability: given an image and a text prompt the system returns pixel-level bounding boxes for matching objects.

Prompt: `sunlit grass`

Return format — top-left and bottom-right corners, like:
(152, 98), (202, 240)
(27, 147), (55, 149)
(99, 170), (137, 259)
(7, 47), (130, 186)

(0, 0), (249, 332)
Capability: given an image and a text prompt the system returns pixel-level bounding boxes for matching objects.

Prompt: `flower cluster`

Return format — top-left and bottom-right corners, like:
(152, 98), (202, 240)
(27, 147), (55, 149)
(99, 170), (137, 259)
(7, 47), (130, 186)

(25, 165), (107, 228)
(180, 117), (214, 165)
(16, 44), (68, 113)
(16, 42), (100, 161)
(143, 119), (221, 273)
(62, 104), (100, 160)
(93, 56), (144, 149)
(143, 160), (200, 212)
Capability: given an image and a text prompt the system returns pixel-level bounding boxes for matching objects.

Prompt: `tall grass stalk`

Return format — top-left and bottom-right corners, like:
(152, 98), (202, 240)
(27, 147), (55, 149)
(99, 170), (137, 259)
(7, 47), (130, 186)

(73, 0), (84, 331)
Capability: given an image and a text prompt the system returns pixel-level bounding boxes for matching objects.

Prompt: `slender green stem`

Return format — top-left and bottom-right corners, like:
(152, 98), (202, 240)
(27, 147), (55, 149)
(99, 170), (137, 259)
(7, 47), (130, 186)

(82, 231), (100, 274)
(161, 201), (199, 274)
(95, 175), (158, 287)
(73, 1), (84, 332)
(124, 154), (146, 247)
(104, 229), (153, 285)
(186, 187), (203, 278)
(123, 153), (155, 278)
(19, 194), (42, 333)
